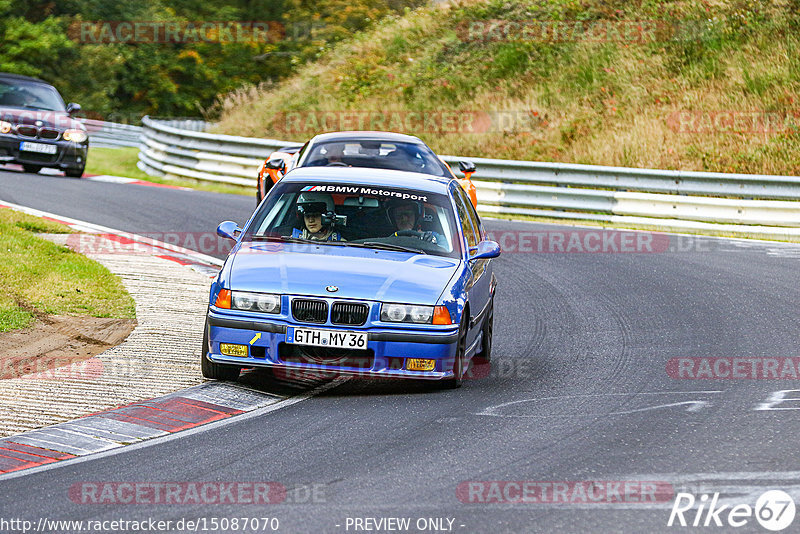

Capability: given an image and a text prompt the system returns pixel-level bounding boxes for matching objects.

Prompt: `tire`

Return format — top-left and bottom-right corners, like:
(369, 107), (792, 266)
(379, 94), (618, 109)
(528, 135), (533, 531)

(440, 316), (467, 389)
(65, 165), (85, 178)
(256, 176), (263, 206)
(474, 300), (493, 364)
(200, 322), (240, 381)
(22, 164), (42, 174)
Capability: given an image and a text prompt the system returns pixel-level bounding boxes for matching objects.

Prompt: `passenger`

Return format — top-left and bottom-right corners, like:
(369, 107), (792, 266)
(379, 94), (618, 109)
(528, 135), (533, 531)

(292, 192), (344, 241)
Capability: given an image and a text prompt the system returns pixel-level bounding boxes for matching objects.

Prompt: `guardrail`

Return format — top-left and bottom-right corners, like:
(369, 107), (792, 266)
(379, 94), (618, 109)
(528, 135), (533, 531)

(80, 118), (143, 148)
(138, 116), (283, 186)
(138, 116), (800, 239)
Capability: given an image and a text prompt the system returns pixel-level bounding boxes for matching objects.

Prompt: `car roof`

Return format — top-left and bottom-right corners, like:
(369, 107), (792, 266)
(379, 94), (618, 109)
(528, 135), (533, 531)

(308, 131), (426, 145)
(282, 167), (454, 195)
(0, 72), (52, 86)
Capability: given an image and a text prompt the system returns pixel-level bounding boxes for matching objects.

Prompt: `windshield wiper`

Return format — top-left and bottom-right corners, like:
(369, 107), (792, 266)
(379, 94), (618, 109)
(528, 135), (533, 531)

(355, 241), (428, 254)
(250, 235), (308, 243)
(251, 235), (354, 246)
(251, 235), (426, 254)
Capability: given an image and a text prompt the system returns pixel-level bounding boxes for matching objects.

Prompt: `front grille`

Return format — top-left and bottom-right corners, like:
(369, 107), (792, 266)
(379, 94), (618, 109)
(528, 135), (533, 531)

(39, 128), (59, 140)
(12, 125), (62, 140)
(18, 152), (57, 163)
(16, 126), (37, 138)
(331, 302), (369, 326)
(291, 299), (328, 323)
(279, 343), (374, 369)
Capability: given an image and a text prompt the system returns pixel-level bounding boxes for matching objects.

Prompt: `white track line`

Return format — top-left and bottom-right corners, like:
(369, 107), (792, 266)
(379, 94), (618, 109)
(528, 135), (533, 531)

(0, 377), (349, 481)
(0, 198), (223, 266)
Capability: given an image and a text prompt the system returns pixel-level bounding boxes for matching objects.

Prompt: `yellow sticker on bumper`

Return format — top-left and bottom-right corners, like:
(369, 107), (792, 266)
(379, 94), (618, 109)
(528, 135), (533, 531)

(407, 358), (435, 371)
(220, 343), (248, 357)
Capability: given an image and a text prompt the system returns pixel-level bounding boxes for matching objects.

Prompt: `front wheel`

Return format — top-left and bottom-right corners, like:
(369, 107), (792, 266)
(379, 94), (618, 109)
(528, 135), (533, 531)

(200, 322), (240, 381)
(440, 317), (467, 389)
(65, 165), (85, 178)
(22, 164), (42, 174)
(474, 300), (493, 364)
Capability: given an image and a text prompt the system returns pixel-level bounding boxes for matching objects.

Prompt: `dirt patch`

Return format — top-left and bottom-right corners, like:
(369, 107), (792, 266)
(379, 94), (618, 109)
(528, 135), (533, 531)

(0, 315), (136, 379)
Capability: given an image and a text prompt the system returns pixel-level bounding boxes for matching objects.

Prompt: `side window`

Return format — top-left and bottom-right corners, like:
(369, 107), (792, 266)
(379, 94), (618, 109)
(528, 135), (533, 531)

(458, 185), (483, 242)
(294, 141), (310, 166)
(452, 184), (478, 249)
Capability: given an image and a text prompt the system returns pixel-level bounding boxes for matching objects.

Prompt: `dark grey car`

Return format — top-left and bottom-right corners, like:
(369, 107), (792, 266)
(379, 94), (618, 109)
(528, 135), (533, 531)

(0, 73), (88, 177)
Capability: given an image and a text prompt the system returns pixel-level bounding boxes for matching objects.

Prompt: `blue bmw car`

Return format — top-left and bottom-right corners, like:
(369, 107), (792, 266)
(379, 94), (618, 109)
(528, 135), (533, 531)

(203, 167), (499, 388)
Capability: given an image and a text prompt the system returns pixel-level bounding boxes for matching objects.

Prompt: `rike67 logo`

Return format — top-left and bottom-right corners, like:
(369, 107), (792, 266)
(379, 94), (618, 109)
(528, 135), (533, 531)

(668, 490), (795, 531)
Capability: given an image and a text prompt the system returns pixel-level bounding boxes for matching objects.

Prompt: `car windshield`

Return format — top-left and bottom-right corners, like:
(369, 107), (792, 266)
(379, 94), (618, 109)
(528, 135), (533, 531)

(0, 80), (66, 111)
(299, 140), (450, 177)
(245, 181), (461, 258)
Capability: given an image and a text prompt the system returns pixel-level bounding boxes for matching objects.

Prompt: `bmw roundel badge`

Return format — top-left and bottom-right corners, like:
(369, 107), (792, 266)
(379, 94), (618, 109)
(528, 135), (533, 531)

(326, 285), (338, 293)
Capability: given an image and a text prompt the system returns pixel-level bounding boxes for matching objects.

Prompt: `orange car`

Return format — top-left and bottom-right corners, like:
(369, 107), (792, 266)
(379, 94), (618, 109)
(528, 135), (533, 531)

(256, 131), (477, 207)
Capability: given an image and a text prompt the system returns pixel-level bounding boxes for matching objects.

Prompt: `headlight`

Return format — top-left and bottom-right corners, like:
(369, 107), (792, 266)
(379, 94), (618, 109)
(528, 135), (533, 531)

(380, 303), (434, 324)
(231, 291), (281, 314)
(0, 121), (11, 134)
(63, 129), (88, 143)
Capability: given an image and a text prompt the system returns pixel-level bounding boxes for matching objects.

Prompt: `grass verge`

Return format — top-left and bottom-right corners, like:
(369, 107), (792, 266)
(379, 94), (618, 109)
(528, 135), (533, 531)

(85, 147), (252, 196)
(213, 0), (800, 176)
(0, 209), (136, 333)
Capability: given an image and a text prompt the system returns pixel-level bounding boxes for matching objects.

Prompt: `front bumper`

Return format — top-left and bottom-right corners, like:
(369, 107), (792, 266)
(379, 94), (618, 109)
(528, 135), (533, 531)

(0, 135), (87, 170)
(206, 308), (460, 380)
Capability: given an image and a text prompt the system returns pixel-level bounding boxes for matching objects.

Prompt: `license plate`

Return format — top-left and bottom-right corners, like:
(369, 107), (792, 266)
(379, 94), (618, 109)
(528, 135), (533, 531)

(19, 141), (57, 154)
(286, 327), (367, 349)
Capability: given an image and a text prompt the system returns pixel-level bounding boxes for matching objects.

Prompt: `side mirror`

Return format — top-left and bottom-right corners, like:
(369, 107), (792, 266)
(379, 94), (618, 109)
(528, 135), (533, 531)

(217, 221), (242, 241)
(66, 103), (81, 115)
(265, 158), (285, 171)
(458, 160), (476, 174)
(469, 240), (500, 261)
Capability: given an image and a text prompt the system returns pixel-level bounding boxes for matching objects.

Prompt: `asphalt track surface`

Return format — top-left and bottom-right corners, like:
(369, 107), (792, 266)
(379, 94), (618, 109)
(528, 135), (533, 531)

(2, 167), (800, 533)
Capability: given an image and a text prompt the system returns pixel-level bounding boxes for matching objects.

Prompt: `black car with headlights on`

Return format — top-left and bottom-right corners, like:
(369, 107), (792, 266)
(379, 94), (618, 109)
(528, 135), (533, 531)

(0, 73), (88, 177)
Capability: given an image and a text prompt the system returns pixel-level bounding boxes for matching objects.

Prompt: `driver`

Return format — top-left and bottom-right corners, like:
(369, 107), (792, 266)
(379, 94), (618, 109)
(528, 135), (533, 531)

(292, 192), (344, 241)
(325, 143), (346, 165)
(387, 199), (441, 244)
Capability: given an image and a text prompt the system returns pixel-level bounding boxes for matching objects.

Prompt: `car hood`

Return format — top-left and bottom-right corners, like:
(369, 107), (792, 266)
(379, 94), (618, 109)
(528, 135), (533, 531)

(229, 242), (461, 305)
(0, 108), (81, 130)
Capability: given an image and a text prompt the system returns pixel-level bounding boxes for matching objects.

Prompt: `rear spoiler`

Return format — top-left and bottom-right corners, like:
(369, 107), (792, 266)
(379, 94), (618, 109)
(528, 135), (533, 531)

(278, 145), (303, 154)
